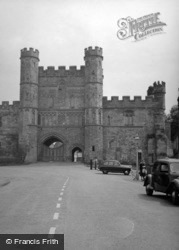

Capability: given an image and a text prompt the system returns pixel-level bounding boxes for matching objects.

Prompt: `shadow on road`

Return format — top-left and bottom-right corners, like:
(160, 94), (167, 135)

(94, 172), (127, 176)
(138, 193), (178, 207)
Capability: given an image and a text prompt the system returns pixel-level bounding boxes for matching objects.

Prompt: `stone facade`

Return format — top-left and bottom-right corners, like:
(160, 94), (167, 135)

(0, 46), (172, 165)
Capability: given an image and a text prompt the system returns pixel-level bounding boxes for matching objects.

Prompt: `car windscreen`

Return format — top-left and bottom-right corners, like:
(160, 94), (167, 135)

(170, 163), (179, 173)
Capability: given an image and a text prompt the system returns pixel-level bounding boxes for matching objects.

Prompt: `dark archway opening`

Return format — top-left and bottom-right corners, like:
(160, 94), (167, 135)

(44, 137), (63, 149)
(72, 147), (82, 162)
(41, 136), (64, 162)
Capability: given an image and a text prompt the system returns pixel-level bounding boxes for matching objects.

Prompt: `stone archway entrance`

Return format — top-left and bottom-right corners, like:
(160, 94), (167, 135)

(72, 147), (82, 162)
(39, 136), (64, 161)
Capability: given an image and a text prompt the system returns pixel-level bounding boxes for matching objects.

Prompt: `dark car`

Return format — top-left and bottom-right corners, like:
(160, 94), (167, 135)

(144, 158), (179, 205)
(98, 160), (132, 175)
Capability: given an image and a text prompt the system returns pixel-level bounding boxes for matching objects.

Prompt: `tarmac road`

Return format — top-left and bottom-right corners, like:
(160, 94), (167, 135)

(0, 162), (178, 250)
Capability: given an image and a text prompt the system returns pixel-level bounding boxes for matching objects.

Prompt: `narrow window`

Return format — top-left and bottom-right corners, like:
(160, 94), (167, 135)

(38, 114), (41, 125)
(92, 146), (95, 152)
(108, 115), (111, 125)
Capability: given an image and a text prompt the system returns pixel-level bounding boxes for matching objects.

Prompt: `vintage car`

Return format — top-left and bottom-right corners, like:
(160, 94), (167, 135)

(144, 158), (179, 205)
(98, 160), (132, 175)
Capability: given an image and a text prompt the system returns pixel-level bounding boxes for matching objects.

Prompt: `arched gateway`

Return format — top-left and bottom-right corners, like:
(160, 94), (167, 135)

(38, 134), (65, 162)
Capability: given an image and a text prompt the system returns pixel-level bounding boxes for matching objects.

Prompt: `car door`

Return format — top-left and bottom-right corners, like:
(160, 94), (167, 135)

(113, 161), (120, 173)
(108, 161), (115, 172)
(103, 161), (109, 170)
(155, 162), (170, 192)
(153, 162), (161, 191)
(158, 163), (170, 192)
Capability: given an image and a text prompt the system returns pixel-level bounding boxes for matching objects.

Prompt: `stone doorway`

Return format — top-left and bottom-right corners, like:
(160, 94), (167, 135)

(72, 147), (82, 162)
(39, 136), (64, 161)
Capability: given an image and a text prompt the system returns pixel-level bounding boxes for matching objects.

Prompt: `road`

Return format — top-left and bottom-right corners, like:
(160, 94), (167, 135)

(0, 162), (178, 250)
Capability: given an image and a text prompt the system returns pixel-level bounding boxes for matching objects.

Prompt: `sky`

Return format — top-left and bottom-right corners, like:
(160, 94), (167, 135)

(0, 0), (178, 113)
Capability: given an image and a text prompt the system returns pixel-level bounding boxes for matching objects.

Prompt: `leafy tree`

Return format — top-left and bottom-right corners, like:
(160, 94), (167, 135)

(168, 105), (179, 141)
(166, 105), (179, 157)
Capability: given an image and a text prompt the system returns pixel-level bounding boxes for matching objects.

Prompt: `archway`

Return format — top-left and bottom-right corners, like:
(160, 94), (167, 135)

(72, 147), (82, 162)
(39, 136), (64, 161)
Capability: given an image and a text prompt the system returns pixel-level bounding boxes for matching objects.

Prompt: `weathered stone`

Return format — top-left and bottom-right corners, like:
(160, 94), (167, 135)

(0, 47), (172, 165)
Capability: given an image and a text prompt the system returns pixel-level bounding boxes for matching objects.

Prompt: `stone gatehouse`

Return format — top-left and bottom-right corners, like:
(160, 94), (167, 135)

(0, 46), (172, 165)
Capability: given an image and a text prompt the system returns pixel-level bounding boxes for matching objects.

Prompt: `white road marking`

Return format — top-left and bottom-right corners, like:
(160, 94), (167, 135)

(56, 203), (61, 208)
(49, 227), (56, 235)
(53, 213), (59, 220)
(64, 177), (69, 185)
(49, 179), (70, 236)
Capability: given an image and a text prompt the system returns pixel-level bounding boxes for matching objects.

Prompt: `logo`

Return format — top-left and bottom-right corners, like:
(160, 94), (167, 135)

(117, 12), (166, 41)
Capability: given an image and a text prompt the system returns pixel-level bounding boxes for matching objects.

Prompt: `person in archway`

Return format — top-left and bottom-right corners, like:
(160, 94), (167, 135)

(94, 157), (98, 170)
(74, 151), (78, 163)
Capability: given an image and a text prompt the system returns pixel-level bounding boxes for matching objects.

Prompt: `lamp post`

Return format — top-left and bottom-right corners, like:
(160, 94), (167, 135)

(134, 135), (140, 181)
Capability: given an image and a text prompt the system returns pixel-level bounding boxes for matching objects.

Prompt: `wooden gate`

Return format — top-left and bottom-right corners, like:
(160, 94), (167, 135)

(39, 144), (64, 161)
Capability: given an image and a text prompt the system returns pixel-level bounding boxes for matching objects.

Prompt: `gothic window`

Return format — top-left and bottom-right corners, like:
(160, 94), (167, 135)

(38, 114), (41, 125)
(108, 139), (115, 149)
(124, 110), (134, 126)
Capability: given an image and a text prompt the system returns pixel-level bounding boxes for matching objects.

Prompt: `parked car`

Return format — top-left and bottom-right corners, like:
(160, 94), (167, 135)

(98, 160), (132, 175)
(144, 158), (179, 205)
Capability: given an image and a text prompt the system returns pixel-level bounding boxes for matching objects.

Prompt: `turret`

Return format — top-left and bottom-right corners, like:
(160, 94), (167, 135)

(147, 81), (166, 110)
(84, 46), (103, 162)
(147, 81), (167, 159)
(18, 48), (39, 163)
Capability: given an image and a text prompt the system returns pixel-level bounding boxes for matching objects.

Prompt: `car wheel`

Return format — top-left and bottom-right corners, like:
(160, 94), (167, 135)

(146, 185), (153, 196)
(124, 170), (130, 175)
(171, 188), (179, 205)
(103, 170), (108, 174)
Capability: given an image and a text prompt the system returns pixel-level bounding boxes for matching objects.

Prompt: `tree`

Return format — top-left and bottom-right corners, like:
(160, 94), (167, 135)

(167, 105), (179, 157)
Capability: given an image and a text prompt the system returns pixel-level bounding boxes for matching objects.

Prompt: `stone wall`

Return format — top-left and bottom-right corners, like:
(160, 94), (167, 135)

(38, 66), (85, 110)
(0, 47), (172, 164)
(102, 81), (168, 165)
(0, 101), (20, 164)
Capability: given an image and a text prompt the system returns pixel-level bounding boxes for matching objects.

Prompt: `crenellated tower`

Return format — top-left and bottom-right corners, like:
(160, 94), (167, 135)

(147, 81), (166, 130)
(18, 48), (39, 163)
(84, 46), (103, 162)
(147, 81), (166, 110)
(147, 81), (167, 159)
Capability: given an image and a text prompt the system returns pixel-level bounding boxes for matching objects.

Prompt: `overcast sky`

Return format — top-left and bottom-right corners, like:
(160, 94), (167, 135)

(0, 0), (178, 113)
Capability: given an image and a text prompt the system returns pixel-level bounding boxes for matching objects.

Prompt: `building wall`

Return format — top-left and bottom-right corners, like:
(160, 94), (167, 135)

(0, 102), (20, 164)
(0, 47), (172, 164)
(38, 66), (85, 110)
(102, 81), (169, 165)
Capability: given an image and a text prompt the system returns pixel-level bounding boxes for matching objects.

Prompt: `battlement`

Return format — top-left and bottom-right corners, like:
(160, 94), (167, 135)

(147, 81), (166, 96)
(38, 65), (85, 77)
(102, 95), (159, 109)
(20, 48), (39, 60)
(0, 101), (20, 111)
(84, 46), (103, 58)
